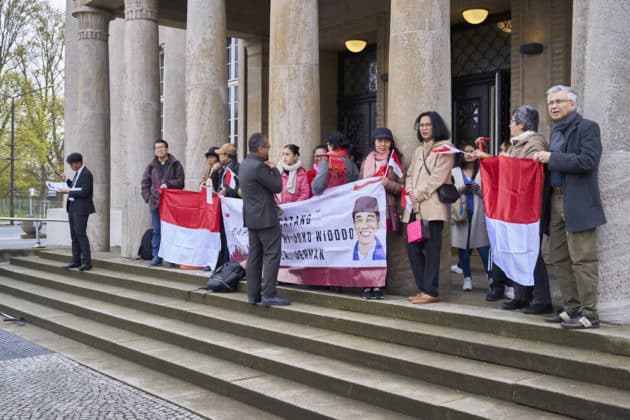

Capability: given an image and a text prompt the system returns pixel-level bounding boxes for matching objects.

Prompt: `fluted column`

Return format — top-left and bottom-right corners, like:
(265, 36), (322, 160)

(121, 0), (160, 258)
(572, 0), (630, 324)
(386, 0), (451, 295)
(72, 5), (113, 252)
(184, 0), (228, 189)
(268, 0), (320, 164)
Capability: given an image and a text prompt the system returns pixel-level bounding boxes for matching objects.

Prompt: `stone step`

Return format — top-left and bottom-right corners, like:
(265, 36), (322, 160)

(4, 259), (630, 394)
(28, 252), (630, 359)
(1, 267), (629, 419)
(0, 291), (412, 420)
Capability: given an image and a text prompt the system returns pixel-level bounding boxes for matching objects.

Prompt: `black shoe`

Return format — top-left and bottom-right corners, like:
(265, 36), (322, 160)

(544, 310), (578, 323)
(261, 296), (291, 307)
(63, 262), (81, 270)
(202, 265), (212, 272)
(501, 299), (528, 310)
(371, 288), (384, 300)
(148, 256), (162, 267)
(78, 264), (92, 272)
(486, 289), (504, 302)
(362, 288), (373, 300)
(248, 297), (261, 305)
(166, 262), (177, 268)
(561, 315), (600, 329)
(522, 303), (554, 314)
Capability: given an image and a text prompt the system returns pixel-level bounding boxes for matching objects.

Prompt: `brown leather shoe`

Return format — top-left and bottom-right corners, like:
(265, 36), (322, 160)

(407, 292), (424, 301)
(411, 294), (441, 304)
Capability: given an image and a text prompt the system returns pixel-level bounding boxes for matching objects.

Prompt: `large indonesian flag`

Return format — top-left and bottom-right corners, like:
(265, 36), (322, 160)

(221, 178), (387, 287)
(158, 188), (221, 269)
(480, 156), (544, 286)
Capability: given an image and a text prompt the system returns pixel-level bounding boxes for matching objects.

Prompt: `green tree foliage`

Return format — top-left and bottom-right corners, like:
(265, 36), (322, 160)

(0, 0), (64, 203)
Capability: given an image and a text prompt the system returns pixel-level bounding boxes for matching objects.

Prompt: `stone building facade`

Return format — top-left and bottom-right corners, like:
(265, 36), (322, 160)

(62, 0), (630, 323)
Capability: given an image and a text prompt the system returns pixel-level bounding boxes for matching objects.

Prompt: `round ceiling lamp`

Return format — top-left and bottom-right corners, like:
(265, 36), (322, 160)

(345, 40), (367, 53)
(462, 8), (489, 25)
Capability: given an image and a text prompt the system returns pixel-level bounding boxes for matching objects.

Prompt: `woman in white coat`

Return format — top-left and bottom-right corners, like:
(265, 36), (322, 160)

(451, 143), (491, 291)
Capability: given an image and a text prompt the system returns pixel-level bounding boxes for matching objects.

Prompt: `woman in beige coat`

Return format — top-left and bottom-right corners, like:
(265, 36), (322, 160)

(406, 111), (455, 304)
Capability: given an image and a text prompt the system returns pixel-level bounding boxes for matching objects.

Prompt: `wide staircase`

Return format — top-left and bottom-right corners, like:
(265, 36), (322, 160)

(0, 251), (629, 419)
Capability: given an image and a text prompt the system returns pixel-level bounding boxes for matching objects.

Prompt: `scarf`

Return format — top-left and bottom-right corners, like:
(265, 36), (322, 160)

(360, 150), (390, 178)
(277, 159), (302, 194)
(510, 130), (535, 145)
(549, 111), (578, 186)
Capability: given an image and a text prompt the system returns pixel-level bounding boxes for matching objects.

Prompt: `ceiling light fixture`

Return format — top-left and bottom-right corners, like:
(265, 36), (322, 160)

(496, 19), (512, 33)
(345, 40), (367, 53)
(462, 8), (489, 25)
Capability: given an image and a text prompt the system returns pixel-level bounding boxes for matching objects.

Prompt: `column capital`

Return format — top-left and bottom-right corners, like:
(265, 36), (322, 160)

(72, 6), (113, 41)
(124, 0), (158, 22)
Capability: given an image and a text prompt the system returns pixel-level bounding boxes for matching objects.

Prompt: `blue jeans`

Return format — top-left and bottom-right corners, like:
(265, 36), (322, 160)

(149, 207), (161, 258)
(458, 246), (490, 278)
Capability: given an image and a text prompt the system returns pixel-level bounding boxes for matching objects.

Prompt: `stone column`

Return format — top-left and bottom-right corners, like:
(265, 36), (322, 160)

(120, 0), (160, 258)
(269, 0), (320, 165)
(386, 0), (451, 296)
(73, 5), (113, 252)
(161, 27), (187, 159)
(572, 0), (630, 324)
(245, 38), (269, 137)
(184, 0), (227, 190)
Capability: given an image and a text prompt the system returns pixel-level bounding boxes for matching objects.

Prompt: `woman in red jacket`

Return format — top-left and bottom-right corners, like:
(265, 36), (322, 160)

(277, 144), (311, 203)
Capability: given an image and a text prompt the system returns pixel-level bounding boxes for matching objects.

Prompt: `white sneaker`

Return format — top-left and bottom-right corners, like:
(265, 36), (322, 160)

(505, 286), (515, 300)
(462, 276), (472, 291)
(450, 264), (463, 274)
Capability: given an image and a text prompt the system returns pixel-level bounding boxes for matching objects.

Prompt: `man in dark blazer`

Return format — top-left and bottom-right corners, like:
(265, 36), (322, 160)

(59, 153), (95, 271)
(239, 132), (290, 307)
(534, 85), (606, 329)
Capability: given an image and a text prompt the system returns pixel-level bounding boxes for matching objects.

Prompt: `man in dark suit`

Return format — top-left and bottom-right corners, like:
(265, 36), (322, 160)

(239, 132), (290, 307)
(534, 85), (606, 329)
(58, 153), (95, 271)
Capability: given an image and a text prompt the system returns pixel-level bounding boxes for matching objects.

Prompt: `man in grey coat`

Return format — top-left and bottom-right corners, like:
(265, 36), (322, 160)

(534, 85), (606, 329)
(239, 132), (291, 306)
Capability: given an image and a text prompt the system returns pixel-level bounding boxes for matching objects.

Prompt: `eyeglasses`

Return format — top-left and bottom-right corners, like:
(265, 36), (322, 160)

(547, 99), (572, 106)
(260, 144), (270, 149)
(314, 154), (328, 158)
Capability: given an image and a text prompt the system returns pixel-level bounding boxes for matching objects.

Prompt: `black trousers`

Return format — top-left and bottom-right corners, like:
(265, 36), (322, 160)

(69, 211), (91, 265)
(247, 225), (282, 301)
(406, 221), (444, 297)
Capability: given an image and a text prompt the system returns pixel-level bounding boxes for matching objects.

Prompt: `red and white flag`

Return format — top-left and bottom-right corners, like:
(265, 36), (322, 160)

(158, 188), (222, 269)
(480, 156), (544, 286)
(400, 187), (413, 214)
(223, 167), (237, 190)
(432, 144), (462, 154)
(386, 149), (404, 178)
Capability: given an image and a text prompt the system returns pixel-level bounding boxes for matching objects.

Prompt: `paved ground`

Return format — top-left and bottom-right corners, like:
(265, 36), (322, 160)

(0, 327), (202, 420)
(0, 224), (46, 250)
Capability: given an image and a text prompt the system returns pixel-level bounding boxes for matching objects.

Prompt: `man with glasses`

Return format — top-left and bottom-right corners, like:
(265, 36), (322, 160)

(533, 85), (606, 329)
(307, 144), (329, 195)
(141, 139), (185, 267)
(239, 132), (291, 307)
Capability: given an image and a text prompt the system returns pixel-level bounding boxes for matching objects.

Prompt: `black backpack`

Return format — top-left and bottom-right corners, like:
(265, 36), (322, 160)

(207, 262), (245, 292)
(137, 229), (153, 260)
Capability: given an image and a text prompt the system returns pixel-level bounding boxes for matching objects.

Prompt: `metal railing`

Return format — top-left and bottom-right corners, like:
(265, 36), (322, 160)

(0, 217), (68, 248)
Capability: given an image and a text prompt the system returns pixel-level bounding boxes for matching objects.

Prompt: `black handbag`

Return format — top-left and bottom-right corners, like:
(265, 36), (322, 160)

(422, 149), (459, 204)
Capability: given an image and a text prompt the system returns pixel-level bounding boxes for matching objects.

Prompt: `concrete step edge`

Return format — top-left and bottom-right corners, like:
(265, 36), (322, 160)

(0, 292), (574, 420)
(28, 252), (630, 358)
(0, 294), (410, 420)
(1, 265), (629, 394)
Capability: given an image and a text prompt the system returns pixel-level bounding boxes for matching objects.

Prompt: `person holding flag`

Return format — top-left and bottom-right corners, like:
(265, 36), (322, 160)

(216, 142), (240, 198)
(358, 127), (405, 299)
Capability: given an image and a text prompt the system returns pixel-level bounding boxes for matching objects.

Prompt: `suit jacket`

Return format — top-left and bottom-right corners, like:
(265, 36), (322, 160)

(547, 113), (606, 232)
(239, 154), (282, 230)
(66, 166), (96, 215)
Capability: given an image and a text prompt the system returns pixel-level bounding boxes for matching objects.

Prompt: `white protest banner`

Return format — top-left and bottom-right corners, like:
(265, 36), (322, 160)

(221, 177), (387, 287)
